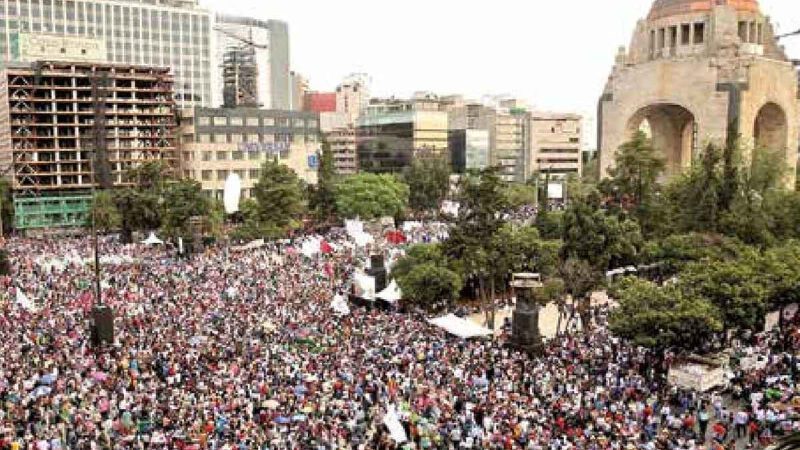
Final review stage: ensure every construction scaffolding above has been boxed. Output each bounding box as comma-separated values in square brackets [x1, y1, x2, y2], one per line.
[2, 60, 177, 229]
[222, 44, 259, 108]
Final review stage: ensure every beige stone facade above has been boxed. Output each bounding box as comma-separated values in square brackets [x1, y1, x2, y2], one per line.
[180, 141, 318, 199]
[599, 0, 799, 186]
[530, 113, 583, 178]
[178, 107, 320, 199]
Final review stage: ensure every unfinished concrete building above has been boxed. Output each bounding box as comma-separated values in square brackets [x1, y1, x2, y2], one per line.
[2, 61, 177, 229]
[598, 0, 799, 186]
[222, 44, 260, 108]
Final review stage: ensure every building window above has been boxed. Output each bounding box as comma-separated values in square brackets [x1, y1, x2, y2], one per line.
[249, 169, 260, 179]
[293, 118, 305, 128]
[215, 134, 228, 143]
[693, 23, 705, 44]
[738, 21, 748, 43]
[230, 116, 244, 126]
[232, 151, 244, 160]
[198, 116, 210, 126]
[681, 24, 691, 45]
[248, 151, 261, 160]
[216, 151, 228, 160]
[230, 134, 243, 144]
[198, 134, 210, 143]
[201, 170, 212, 181]
[263, 117, 275, 126]
[217, 170, 228, 180]
[213, 116, 227, 126]
[246, 117, 260, 127]
[202, 151, 212, 161]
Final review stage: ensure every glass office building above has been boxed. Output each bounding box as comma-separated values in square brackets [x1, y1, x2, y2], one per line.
[0, 0, 214, 107]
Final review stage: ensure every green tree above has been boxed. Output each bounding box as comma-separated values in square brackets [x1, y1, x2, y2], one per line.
[124, 160, 171, 192]
[444, 168, 508, 328]
[403, 157, 451, 213]
[678, 258, 767, 334]
[609, 277, 722, 354]
[391, 244, 447, 282]
[535, 211, 563, 240]
[489, 224, 559, 279]
[90, 190, 121, 232]
[309, 141, 338, 221]
[161, 179, 210, 239]
[666, 143, 725, 233]
[647, 232, 752, 277]
[0, 178, 14, 235]
[604, 131, 665, 205]
[561, 196, 643, 272]
[252, 158, 307, 230]
[396, 263, 462, 309]
[334, 173, 409, 219]
[114, 188, 162, 243]
[504, 183, 537, 210]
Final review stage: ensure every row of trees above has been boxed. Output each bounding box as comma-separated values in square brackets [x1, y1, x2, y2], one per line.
[91, 161, 218, 244]
[88, 142, 448, 242]
[597, 132, 800, 354]
[392, 131, 800, 350]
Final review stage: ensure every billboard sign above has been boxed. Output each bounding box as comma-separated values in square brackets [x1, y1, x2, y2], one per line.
[238, 142, 289, 154]
[16, 33, 106, 62]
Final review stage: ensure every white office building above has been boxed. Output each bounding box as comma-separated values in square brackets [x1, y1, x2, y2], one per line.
[0, 0, 214, 107]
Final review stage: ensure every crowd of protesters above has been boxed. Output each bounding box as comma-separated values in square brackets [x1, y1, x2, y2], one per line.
[0, 230, 799, 450]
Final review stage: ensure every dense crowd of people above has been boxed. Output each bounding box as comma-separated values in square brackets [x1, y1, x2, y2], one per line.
[1, 229, 799, 450]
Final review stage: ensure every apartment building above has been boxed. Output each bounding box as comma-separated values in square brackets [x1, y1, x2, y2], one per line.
[530, 113, 583, 178]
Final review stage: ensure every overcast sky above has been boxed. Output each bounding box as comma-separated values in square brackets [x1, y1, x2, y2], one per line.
[202, 0, 799, 148]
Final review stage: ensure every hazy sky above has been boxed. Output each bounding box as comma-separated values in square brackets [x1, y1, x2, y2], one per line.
[202, 0, 800, 147]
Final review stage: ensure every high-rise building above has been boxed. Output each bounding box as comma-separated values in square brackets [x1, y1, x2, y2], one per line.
[213, 15, 290, 110]
[0, 0, 214, 107]
[493, 106, 530, 183]
[530, 113, 583, 178]
[336, 73, 370, 125]
[2, 60, 177, 229]
[356, 97, 448, 173]
[449, 129, 490, 173]
[288, 71, 308, 111]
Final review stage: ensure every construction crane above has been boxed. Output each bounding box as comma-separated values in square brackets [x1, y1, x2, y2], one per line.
[213, 26, 268, 49]
[776, 28, 800, 41]
[215, 26, 266, 108]
[775, 27, 800, 66]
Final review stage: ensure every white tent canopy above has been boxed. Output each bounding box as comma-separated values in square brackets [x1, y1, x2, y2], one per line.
[353, 271, 376, 300]
[331, 294, 350, 316]
[376, 280, 402, 303]
[141, 232, 164, 246]
[428, 314, 493, 339]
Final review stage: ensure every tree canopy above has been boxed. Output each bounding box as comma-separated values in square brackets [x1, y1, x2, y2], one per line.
[334, 173, 409, 220]
[252, 158, 307, 230]
[403, 157, 451, 213]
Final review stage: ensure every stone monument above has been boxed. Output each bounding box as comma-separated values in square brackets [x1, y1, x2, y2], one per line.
[511, 273, 544, 354]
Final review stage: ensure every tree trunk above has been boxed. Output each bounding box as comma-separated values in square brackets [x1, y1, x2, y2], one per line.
[555, 304, 564, 337]
[479, 276, 489, 327]
[489, 277, 496, 331]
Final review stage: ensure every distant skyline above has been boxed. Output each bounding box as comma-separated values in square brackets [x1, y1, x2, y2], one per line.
[202, 0, 800, 148]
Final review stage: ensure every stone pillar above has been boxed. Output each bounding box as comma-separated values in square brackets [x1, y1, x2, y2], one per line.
[510, 273, 544, 355]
